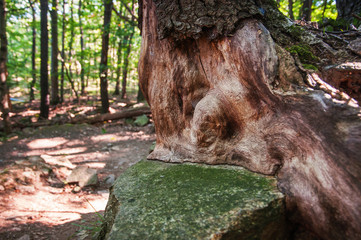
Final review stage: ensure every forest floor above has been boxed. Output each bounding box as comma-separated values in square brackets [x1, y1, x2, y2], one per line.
[0, 97, 155, 240]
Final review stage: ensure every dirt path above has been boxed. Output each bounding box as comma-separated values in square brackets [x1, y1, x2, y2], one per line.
[0, 122, 155, 240]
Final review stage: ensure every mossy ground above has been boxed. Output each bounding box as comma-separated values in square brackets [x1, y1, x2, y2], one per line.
[104, 160, 286, 240]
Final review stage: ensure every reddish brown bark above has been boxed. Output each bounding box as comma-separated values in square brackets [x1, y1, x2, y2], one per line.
[138, 0, 361, 239]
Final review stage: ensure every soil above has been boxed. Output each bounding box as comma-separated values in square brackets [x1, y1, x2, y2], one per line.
[0, 99, 156, 240]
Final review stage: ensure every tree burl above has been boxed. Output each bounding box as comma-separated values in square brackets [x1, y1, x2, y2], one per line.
[138, 0, 361, 239]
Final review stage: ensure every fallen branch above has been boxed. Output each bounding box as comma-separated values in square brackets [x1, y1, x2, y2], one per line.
[70, 107, 151, 124]
[5, 107, 152, 130]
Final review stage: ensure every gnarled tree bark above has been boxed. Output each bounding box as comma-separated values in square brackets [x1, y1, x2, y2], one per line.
[138, 0, 361, 239]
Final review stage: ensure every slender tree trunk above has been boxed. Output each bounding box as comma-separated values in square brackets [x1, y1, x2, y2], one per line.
[65, 65, 79, 99]
[93, 35, 98, 83]
[51, 0, 59, 105]
[321, 0, 327, 22]
[288, 0, 294, 20]
[300, 0, 313, 21]
[0, 0, 11, 134]
[78, 0, 85, 95]
[29, 0, 37, 102]
[85, 36, 90, 87]
[113, 39, 122, 95]
[121, 0, 135, 99]
[113, 6, 124, 96]
[68, 0, 75, 93]
[121, 28, 134, 99]
[99, 0, 113, 113]
[137, 84, 145, 102]
[40, 0, 49, 119]
[60, 0, 65, 103]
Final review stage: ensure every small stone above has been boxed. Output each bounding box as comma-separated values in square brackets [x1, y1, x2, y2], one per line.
[0, 185, 5, 191]
[73, 186, 81, 193]
[52, 166, 71, 180]
[348, 38, 361, 56]
[22, 127, 34, 134]
[134, 114, 149, 126]
[17, 185, 35, 194]
[97, 190, 109, 195]
[41, 154, 75, 168]
[66, 166, 98, 187]
[40, 167, 52, 176]
[49, 188, 63, 194]
[17, 234, 30, 240]
[111, 145, 121, 151]
[15, 160, 28, 165]
[27, 155, 45, 163]
[105, 174, 115, 185]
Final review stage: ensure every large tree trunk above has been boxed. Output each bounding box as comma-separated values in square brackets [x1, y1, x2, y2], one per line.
[99, 0, 112, 113]
[40, 0, 49, 119]
[138, 0, 361, 239]
[51, 0, 59, 105]
[29, 0, 37, 102]
[0, 0, 11, 134]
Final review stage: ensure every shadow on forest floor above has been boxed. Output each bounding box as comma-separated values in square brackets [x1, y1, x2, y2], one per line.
[0, 99, 155, 239]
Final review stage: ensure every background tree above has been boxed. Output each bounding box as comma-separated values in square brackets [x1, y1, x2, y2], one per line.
[0, 0, 11, 134]
[60, 0, 65, 103]
[78, 0, 85, 95]
[40, 0, 49, 119]
[300, 0, 313, 20]
[29, 0, 37, 102]
[121, 0, 136, 99]
[51, 0, 59, 105]
[336, 0, 361, 24]
[99, 0, 113, 113]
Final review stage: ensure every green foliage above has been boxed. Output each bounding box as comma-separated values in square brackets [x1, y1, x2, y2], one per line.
[5, 0, 141, 100]
[277, 0, 337, 22]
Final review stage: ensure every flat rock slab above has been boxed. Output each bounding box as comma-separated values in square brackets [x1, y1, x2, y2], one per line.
[99, 160, 288, 240]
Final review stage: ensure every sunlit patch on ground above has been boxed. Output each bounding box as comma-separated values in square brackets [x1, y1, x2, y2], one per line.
[0, 123, 156, 239]
[27, 137, 68, 149]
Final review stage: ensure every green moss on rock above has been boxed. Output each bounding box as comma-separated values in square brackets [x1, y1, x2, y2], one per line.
[286, 44, 319, 64]
[302, 63, 318, 71]
[99, 160, 289, 240]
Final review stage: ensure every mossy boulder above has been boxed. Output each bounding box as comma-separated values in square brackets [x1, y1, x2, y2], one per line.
[98, 160, 289, 240]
